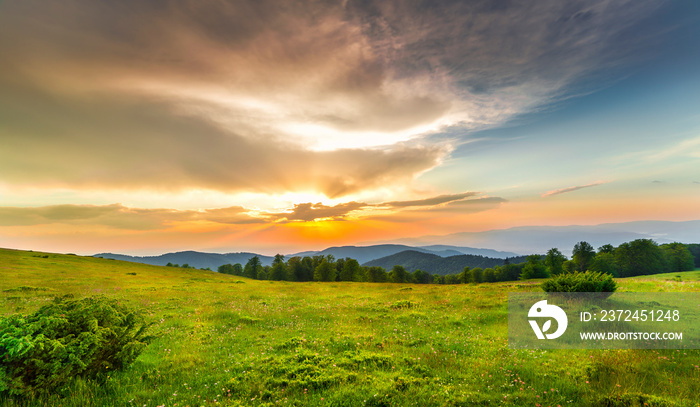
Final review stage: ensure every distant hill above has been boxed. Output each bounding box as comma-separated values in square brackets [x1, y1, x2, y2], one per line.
[93, 251, 275, 269]
[94, 244, 520, 272]
[363, 250, 529, 275]
[416, 245, 518, 259]
[290, 244, 518, 264]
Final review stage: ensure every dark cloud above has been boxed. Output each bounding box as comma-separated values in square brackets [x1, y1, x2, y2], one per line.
[351, 0, 661, 87]
[272, 202, 368, 222]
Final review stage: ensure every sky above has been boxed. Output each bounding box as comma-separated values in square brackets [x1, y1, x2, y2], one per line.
[1, 0, 699, 255]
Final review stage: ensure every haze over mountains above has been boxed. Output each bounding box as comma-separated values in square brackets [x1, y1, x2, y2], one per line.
[387, 220, 700, 256]
[94, 220, 700, 271]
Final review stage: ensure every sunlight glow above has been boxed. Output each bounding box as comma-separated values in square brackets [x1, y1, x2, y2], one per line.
[282, 119, 454, 151]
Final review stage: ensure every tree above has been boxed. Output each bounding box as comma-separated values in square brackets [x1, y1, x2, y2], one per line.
[459, 267, 472, 284]
[366, 266, 387, 283]
[300, 257, 315, 281]
[572, 241, 596, 271]
[218, 264, 236, 275]
[598, 244, 615, 254]
[270, 259, 288, 281]
[389, 265, 408, 283]
[413, 269, 431, 284]
[339, 258, 361, 281]
[244, 256, 263, 279]
[335, 257, 346, 281]
[232, 263, 243, 276]
[432, 274, 445, 284]
[614, 239, 666, 277]
[272, 253, 285, 266]
[498, 263, 523, 281]
[258, 265, 271, 280]
[661, 243, 695, 273]
[445, 274, 460, 284]
[563, 260, 577, 274]
[544, 248, 567, 275]
[589, 252, 619, 276]
[286, 256, 302, 281]
[313, 258, 336, 282]
[520, 255, 548, 280]
[686, 244, 700, 268]
[470, 267, 483, 283]
[483, 268, 496, 282]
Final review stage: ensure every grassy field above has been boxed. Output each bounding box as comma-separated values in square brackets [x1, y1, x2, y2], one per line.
[1, 248, 699, 406]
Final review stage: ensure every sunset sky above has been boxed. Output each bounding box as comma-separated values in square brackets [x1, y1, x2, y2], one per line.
[1, 0, 699, 255]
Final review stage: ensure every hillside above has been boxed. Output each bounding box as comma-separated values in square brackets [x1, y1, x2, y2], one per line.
[93, 250, 275, 269]
[1, 247, 698, 407]
[291, 244, 517, 263]
[416, 245, 518, 258]
[363, 250, 529, 275]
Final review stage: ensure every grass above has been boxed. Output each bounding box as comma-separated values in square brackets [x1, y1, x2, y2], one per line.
[1, 248, 699, 406]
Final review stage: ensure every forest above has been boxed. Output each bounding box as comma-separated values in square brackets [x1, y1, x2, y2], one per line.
[206, 239, 698, 284]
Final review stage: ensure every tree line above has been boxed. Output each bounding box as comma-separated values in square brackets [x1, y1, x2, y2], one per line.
[216, 239, 697, 284]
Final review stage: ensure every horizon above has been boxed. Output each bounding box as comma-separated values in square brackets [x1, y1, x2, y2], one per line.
[8, 218, 698, 258]
[1, 1, 700, 255]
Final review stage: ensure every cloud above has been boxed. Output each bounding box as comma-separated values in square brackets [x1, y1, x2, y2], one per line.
[0, 204, 266, 230]
[0, 88, 448, 197]
[271, 202, 368, 222]
[402, 196, 507, 215]
[0, 191, 502, 228]
[346, 0, 663, 124]
[384, 192, 479, 207]
[542, 181, 608, 197]
[442, 196, 507, 210]
[0, 0, 664, 199]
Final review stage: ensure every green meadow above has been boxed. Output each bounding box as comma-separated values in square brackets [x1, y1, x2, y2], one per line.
[1, 248, 699, 407]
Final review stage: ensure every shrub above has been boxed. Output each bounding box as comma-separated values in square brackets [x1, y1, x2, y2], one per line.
[0, 295, 152, 397]
[390, 300, 418, 310]
[541, 271, 617, 298]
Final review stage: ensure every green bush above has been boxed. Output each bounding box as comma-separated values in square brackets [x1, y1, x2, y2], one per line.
[541, 271, 617, 298]
[0, 295, 152, 397]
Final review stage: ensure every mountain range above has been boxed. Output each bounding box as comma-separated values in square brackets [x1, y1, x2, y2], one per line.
[94, 244, 518, 270]
[363, 250, 529, 275]
[93, 251, 277, 270]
